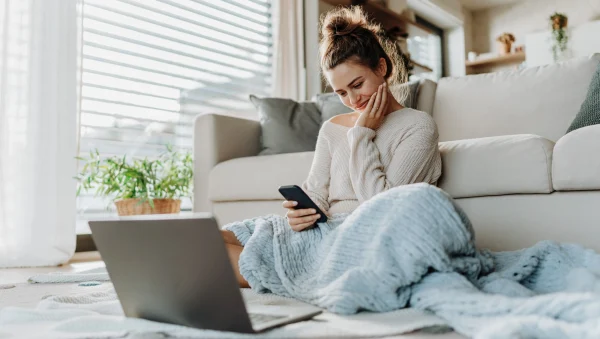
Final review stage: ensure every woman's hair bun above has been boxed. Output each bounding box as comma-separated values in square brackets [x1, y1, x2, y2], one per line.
[321, 6, 369, 38]
[319, 6, 407, 86]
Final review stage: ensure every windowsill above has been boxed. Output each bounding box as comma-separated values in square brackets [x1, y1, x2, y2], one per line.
[76, 209, 195, 235]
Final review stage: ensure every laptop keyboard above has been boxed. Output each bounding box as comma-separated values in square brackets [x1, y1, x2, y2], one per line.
[249, 312, 287, 325]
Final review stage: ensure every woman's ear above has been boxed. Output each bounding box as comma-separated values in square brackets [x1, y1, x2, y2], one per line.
[376, 57, 387, 77]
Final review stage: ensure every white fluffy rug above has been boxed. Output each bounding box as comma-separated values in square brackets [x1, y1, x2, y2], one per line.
[0, 281, 451, 339]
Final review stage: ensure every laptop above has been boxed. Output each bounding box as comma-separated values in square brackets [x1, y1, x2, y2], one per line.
[89, 214, 322, 333]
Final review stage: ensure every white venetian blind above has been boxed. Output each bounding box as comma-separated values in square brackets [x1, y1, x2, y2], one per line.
[407, 24, 442, 81]
[77, 0, 273, 226]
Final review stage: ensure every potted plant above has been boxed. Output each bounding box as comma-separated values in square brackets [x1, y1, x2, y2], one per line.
[496, 33, 516, 55]
[76, 146, 193, 216]
[550, 12, 569, 62]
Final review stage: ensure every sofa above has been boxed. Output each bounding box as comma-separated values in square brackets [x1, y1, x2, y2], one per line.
[193, 54, 600, 253]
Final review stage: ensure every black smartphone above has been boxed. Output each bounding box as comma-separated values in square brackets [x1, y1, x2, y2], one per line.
[278, 185, 328, 223]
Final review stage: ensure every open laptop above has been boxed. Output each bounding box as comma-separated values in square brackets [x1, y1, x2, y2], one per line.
[89, 214, 322, 333]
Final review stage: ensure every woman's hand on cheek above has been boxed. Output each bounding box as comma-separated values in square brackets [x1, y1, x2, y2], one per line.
[355, 82, 388, 130]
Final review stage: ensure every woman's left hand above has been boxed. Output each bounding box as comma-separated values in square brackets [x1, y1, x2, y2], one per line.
[355, 82, 388, 130]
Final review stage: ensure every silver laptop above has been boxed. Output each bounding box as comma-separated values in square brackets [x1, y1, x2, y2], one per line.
[89, 214, 322, 333]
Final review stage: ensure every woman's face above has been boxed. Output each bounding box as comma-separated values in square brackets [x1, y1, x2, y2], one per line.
[325, 59, 387, 112]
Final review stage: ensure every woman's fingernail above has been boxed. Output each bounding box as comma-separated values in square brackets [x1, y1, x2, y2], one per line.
[293, 201, 298, 206]
[311, 209, 316, 213]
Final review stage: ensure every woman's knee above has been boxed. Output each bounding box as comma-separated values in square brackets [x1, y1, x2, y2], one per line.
[221, 230, 242, 246]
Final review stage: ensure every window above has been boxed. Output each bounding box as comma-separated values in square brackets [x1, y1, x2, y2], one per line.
[77, 0, 273, 233]
[406, 18, 443, 81]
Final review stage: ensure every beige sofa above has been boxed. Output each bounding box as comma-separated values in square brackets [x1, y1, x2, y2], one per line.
[194, 54, 600, 253]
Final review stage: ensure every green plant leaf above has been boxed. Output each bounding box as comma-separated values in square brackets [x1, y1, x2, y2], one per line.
[74, 145, 193, 203]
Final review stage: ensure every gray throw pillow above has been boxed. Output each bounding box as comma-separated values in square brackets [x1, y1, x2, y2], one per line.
[314, 92, 354, 122]
[249, 95, 322, 156]
[314, 80, 421, 122]
[566, 63, 600, 133]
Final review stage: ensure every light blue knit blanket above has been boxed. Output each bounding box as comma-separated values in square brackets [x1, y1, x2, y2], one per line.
[224, 183, 600, 338]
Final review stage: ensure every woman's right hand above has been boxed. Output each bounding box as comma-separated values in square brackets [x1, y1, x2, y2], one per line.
[282, 200, 322, 232]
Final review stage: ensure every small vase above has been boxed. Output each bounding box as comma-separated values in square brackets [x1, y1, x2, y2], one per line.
[497, 41, 512, 55]
[114, 198, 181, 216]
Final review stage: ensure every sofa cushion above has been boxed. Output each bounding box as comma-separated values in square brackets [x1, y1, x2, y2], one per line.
[433, 54, 600, 142]
[438, 135, 554, 198]
[209, 151, 314, 201]
[553, 125, 600, 191]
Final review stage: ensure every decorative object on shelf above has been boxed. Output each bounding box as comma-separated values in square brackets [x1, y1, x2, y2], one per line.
[496, 32, 516, 55]
[468, 51, 478, 62]
[550, 12, 569, 62]
[75, 145, 193, 216]
[515, 45, 525, 53]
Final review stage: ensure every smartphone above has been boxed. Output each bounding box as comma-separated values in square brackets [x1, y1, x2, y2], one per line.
[278, 185, 328, 223]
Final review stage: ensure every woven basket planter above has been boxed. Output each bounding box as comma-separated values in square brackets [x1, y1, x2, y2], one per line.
[114, 198, 181, 216]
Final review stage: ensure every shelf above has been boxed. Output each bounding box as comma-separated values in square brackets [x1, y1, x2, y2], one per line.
[320, 0, 434, 34]
[465, 52, 526, 67]
[411, 60, 433, 73]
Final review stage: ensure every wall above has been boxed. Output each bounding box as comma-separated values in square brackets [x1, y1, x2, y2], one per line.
[471, 0, 600, 54]
[444, 27, 467, 76]
[304, 0, 322, 100]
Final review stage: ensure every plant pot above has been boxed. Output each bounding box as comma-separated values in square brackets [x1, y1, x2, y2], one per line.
[497, 41, 512, 55]
[552, 17, 568, 30]
[114, 198, 181, 216]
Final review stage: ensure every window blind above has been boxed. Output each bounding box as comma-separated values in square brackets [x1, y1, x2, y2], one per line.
[77, 0, 273, 226]
[406, 24, 442, 81]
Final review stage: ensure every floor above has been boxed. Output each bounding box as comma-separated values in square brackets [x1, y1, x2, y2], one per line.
[0, 252, 465, 338]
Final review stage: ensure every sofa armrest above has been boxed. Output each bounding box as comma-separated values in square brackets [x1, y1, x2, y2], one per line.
[552, 124, 600, 191]
[193, 113, 261, 212]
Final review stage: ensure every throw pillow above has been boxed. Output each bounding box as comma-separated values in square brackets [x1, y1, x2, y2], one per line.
[314, 92, 353, 122]
[249, 95, 322, 156]
[566, 63, 600, 133]
[314, 80, 422, 122]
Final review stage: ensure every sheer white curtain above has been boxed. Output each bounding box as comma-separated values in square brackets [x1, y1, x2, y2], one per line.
[271, 0, 305, 101]
[0, 0, 79, 267]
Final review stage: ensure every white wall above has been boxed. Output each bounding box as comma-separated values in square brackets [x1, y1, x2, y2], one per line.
[444, 27, 467, 76]
[471, 0, 600, 54]
[526, 20, 600, 66]
[304, 0, 322, 100]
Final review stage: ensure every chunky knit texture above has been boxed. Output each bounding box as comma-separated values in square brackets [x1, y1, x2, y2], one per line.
[566, 62, 600, 133]
[224, 183, 600, 338]
[302, 108, 441, 215]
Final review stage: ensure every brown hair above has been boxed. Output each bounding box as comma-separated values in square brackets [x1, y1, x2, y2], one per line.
[319, 6, 406, 85]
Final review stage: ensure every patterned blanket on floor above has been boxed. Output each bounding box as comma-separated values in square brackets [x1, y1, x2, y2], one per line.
[224, 183, 600, 338]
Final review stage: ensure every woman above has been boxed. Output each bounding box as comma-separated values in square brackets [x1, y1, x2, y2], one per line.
[222, 6, 442, 288]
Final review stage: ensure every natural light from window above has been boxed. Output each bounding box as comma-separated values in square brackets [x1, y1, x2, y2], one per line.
[77, 0, 273, 233]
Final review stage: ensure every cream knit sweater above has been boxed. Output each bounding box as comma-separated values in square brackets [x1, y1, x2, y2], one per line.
[302, 108, 442, 215]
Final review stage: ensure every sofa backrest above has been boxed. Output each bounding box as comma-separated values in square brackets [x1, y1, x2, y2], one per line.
[432, 54, 600, 142]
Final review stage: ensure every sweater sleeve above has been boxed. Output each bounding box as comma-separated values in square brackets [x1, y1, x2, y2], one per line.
[301, 125, 332, 212]
[347, 122, 441, 203]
